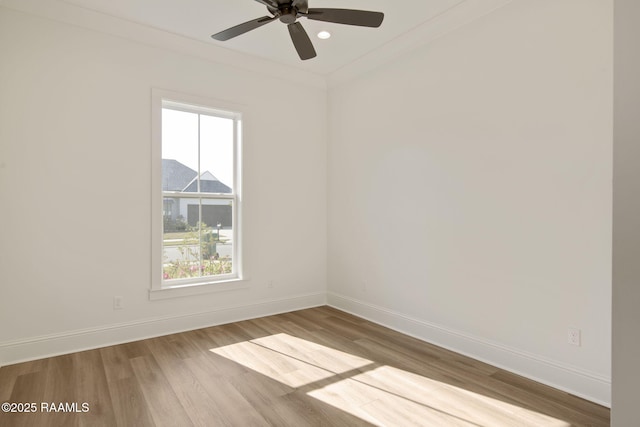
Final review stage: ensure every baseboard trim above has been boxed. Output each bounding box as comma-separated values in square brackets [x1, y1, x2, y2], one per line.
[327, 292, 611, 407]
[0, 292, 326, 367]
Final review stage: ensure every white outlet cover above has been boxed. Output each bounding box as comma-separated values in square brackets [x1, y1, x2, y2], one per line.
[567, 328, 581, 346]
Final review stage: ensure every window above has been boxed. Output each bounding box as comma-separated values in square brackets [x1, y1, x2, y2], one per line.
[152, 90, 242, 296]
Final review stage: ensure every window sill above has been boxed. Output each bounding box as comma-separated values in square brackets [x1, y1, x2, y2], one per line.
[149, 278, 250, 300]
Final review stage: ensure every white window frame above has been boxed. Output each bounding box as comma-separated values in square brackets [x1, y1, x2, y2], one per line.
[150, 89, 244, 300]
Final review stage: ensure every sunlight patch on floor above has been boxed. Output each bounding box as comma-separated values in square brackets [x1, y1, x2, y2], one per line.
[210, 333, 372, 388]
[310, 365, 571, 426]
[210, 333, 571, 426]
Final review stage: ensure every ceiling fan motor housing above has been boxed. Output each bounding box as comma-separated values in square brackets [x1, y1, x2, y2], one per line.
[277, 6, 298, 24]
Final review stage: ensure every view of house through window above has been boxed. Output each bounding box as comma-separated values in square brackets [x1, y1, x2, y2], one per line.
[160, 101, 240, 285]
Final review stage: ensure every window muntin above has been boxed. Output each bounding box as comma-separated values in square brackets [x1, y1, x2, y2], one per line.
[156, 97, 241, 289]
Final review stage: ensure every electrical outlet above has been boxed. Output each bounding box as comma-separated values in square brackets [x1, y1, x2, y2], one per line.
[113, 296, 124, 310]
[267, 280, 274, 289]
[567, 328, 581, 346]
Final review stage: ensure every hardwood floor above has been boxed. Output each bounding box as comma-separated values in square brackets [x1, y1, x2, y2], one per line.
[0, 306, 609, 426]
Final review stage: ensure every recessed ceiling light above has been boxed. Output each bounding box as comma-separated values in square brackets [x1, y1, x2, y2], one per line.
[317, 31, 331, 40]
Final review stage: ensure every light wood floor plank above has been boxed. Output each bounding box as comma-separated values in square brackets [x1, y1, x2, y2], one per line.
[1, 370, 49, 427]
[107, 377, 155, 427]
[182, 353, 271, 426]
[71, 349, 117, 427]
[129, 354, 194, 427]
[144, 336, 233, 427]
[0, 306, 609, 426]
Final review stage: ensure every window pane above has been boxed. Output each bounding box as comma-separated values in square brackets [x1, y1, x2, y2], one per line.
[163, 197, 202, 280]
[200, 114, 234, 193]
[162, 109, 199, 191]
[162, 197, 233, 281]
[201, 198, 234, 277]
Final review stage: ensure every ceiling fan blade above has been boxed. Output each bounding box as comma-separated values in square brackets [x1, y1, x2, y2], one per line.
[253, 0, 279, 8]
[306, 8, 384, 28]
[287, 22, 316, 60]
[211, 16, 277, 41]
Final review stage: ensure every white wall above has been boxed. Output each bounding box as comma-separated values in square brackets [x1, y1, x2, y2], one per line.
[612, 0, 640, 424]
[327, 0, 612, 404]
[0, 0, 615, 409]
[0, 6, 327, 363]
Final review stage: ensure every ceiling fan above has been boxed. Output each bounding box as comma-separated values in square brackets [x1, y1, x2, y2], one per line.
[211, 0, 384, 60]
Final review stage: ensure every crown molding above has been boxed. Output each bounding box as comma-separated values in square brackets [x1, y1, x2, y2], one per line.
[2, 0, 515, 91]
[327, 0, 514, 89]
[1, 0, 327, 90]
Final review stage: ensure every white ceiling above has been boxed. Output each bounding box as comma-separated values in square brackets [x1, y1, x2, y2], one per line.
[53, 0, 510, 76]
